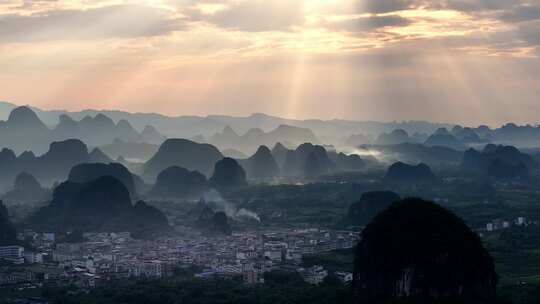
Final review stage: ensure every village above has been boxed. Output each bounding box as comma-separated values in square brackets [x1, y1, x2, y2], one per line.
[0, 227, 358, 289]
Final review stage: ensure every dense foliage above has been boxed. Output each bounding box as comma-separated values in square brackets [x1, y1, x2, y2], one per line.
[355, 198, 497, 303]
[41, 273, 352, 304]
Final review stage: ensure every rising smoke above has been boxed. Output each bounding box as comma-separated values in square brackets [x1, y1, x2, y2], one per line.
[203, 189, 261, 222]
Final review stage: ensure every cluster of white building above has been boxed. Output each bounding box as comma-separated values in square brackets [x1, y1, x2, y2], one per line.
[485, 216, 528, 232]
[1, 228, 358, 288]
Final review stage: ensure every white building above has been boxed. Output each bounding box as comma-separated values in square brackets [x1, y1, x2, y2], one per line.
[264, 250, 282, 262]
[23, 251, 43, 264]
[335, 272, 353, 284]
[0, 245, 24, 264]
[42, 233, 55, 242]
[298, 265, 328, 285]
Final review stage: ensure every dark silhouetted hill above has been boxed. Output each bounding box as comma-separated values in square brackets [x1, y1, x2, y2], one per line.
[31, 139, 92, 186]
[354, 198, 497, 303]
[88, 148, 113, 163]
[0, 107, 165, 155]
[3, 172, 50, 204]
[211, 211, 232, 235]
[192, 201, 232, 235]
[68, 163, 137, 197]
[347, 191, 400, 226]
[282, 143, 336, 177]
[0, 139, 103, 190]
[328, 151, 365, 171]
[0, 201, 17, 246]
[209, 124, 319, 155]
[239, 146, 280, 181]
[141, 125, 166, 144]
[488, 159, 529, 181]
[100, 140, 159, 163]
[222, 148, 248, 159]
[424, 132, 466, 150]
[452, 126, 487, 144]
[31, 176, 168, 236]
[369, 143, 463, 168]
[0, 106, 50, 153]
[344, 133, 373, 146]
[384, 162, 440, 185]
[209, 158, 247, 191]
[143, 139, 223, 181]
[52, 113, 151, 147]
[462, 144, 535, 181]
[271, 142, 290, 169]
[148, 166, 208, 200]
[463, 144, 535, 169]
[376, 129, 412, 145]
[130, 201, 170, 238]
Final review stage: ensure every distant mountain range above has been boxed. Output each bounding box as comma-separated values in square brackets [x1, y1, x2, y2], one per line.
[2, 101, 540, 158]
[0, 104, 166, 154]
[204, 125, 320, 155]
[0, 101, 454, 147]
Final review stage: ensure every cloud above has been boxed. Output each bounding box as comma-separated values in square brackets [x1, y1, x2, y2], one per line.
[355, 0, 418, 13]
[353, 0, 525, 14]
[323, 15, 412, 33]
[0, 4, 186, 42]
[499, 3, 540, 22]
[190, 0, 305, 32]
[517, 20, 540, 45]
[444, 0, 521, 12]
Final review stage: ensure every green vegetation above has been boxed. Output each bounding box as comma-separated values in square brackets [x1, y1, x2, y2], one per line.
[40, 273, 353, 304]
[302, 249, 354, 273]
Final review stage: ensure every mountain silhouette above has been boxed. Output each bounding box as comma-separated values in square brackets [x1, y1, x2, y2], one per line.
[376, 129, 412, 145]
[488, 158, 530, 181]
[68, 163, 137, 197]
[452, 126, 486, 143]
[462, 144, 535, 181]
[271, 142, 290, 169]
[0, 107, 165, 153]
[88, 148, 113, 163]
[115, 119, 140, 142]
[366, 143, 463, 169]
[424, 132, 466, 150]
[141, 125, 166, 144]
[344, 133, 373, 146]
[347, 191, 400, 226]
[239, 146, 280, 181]
[328, 151, 365, 171]
[354, 198, 497, 303]
[209, 124, 319, 155]
[0, 139, 118, 191]
[209, 157, 247, 191]
[282, 143, 336, 177]
[99, 141, 159, 163]
[0, 106, 50, 153]
[35, 139, 91, 183]
[148, 166, 208, 200]
[144, 139, 223, 181]
[384, 162, 440, 185]
[129, 201, 170, 238]
[31, 176, 168, 236]
[7, 106, 48, 131]
[222, 148, 248, 159]
[3, 172, 50, 204]
[194, 202, 232, 236]
[0, 201, 17, 246]
[53, 113, 153, 147]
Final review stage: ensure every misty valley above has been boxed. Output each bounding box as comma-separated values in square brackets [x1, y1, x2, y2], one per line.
[0, 104, 539, 304]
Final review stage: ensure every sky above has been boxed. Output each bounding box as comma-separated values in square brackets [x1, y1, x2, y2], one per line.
[0, 0, 539, 126]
